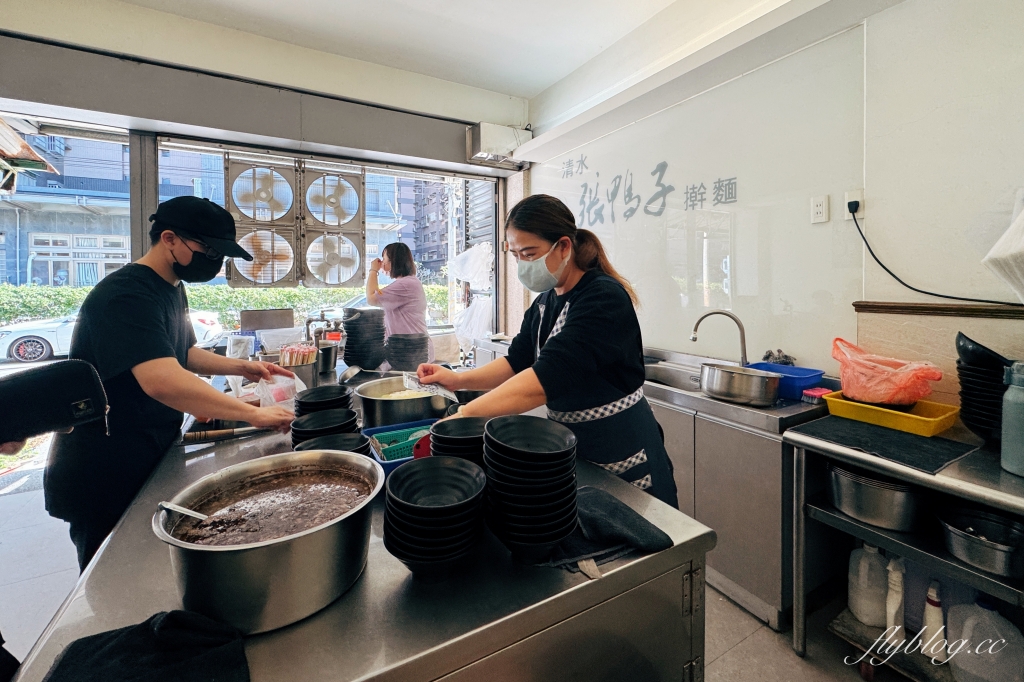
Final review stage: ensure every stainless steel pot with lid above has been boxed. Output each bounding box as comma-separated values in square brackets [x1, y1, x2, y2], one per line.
[152, 450, 384, 633]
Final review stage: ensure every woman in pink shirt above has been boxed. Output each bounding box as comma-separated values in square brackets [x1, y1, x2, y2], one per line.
[367, 242, 432, 367]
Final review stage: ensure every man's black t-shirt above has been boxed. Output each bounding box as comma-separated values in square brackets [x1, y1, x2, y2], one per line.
[45, 264, 197, 522]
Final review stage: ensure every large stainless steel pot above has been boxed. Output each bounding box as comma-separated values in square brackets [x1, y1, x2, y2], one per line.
[828, 464, 921, 532]
[699, 363, 781, 407]
[152, 450, 384, 634]
[356, 375, 452, 428]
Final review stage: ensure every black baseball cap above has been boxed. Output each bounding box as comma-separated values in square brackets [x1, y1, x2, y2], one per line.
[149, 196, 253, 261]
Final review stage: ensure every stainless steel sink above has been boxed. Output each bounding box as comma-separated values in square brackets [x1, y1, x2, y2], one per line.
[643, 349, 738, 393]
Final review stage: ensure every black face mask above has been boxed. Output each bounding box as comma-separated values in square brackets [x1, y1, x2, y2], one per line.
[173, 241, 224, 283]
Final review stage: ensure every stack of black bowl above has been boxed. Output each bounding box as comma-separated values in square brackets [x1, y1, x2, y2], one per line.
[294, 385, 353, 418]
[342, 308, 386, 370]
[483, 416, 579, 561]
[383, 457, 486, 579]
[294, 432, 372, 456]
[291, 408, 358, 449]
[956, 332, 1013, 442]
[429, 418, 488, 465]
[385, 333, 431, 371]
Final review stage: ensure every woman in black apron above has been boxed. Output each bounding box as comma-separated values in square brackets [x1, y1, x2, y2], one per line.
[418, 194, 677, 507]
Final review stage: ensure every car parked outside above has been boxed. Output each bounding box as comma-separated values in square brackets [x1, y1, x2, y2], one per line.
[0, 311, 224, 362]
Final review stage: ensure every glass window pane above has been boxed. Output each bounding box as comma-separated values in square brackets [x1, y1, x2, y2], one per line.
[2, 129, 130, 292]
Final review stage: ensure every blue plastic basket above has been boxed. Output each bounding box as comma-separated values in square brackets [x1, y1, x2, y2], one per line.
[362, 418, 438, 477]
[746, 362, 824, 401]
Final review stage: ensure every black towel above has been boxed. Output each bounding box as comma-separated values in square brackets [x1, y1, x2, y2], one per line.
[538, 487, 673, 572]
[42, 611, 248, 682]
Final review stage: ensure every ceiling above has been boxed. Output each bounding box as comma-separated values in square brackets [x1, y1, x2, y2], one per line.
[118, 0, 677, 99]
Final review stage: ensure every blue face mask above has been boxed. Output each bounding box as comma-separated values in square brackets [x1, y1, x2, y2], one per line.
[517, 241, 570, 293]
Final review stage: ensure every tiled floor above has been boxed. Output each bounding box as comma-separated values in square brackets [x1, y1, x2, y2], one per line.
[0, 459, 79, 661]
[704, 586, 905, 682]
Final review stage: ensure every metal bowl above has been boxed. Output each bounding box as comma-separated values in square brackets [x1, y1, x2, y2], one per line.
[940, 507, 1024, 578]
[355, 375, 452, 428]
[152, 450, 384, 633]
[828, 464, 922, 532]
[700, 364, 781, 407]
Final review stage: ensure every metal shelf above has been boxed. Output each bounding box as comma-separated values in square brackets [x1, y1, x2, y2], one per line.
[806, 497, 1024, 607]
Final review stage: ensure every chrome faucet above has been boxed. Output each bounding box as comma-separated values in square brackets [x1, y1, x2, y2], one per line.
[690, 310, 748, 367]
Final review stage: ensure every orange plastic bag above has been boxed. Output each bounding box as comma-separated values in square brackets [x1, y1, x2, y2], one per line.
[832, 338, 943, 405]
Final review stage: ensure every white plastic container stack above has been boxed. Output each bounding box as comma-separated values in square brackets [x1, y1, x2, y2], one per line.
[849, 544, 888, 627]
[947, 598, 1024, 682]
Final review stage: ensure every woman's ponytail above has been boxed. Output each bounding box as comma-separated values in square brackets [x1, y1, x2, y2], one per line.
[573, 229, 638, 306]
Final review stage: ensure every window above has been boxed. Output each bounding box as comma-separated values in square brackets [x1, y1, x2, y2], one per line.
[161, 149, 171, 157]
[4, 127, 130, 286]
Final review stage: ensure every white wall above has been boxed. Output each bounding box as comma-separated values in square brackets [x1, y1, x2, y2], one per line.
[864, 0, 1024, 303]
[0, 0, 527, 128]
[529, 0, 1024, 372]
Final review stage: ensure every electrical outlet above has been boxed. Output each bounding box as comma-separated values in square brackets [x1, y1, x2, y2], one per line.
[844, 190, 864, 220]
[810, 196, 830, 224]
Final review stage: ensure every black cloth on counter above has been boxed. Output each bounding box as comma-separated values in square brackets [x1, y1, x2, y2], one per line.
[45, 264, 196, 566]
[788, 415, 979, 474]
[42, 611, 248, 682]
[538, 487, 673, 572]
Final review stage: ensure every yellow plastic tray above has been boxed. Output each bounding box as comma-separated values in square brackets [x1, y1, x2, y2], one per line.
[822, 391, 960, 437]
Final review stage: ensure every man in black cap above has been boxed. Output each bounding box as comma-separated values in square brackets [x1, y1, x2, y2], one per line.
[45, 196, 295, 571]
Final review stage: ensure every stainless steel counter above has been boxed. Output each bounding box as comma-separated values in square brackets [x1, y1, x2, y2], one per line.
[644, 382, 826, 434]
[15, 434, 716, 682]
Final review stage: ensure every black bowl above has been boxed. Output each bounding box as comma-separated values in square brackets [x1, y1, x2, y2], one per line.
[430, 417, 489, 443]
[958, 376, 1007, 393]
[484, 458, 577, 487]
[383, 515, 481, 549]
[386, 457, 486, 516]
[486, 470, 576, 497]
[959, 406, 1003, 423]
[296, 384, 352, 404]
[484, 416, 577, 459]
[488, 496, 578, 525]
[488, 491, 579, 517]
[495, 513, 579, 543]
[490, 511, 578, 540]
[483, 448, 575, 478]
[488, 479, 577, 506]
[383, 537, 476, 580]
[294, 433, 370, 453]
[956, 332, 1013, 370]
[497, 520, 579, 563]
[292, 408, 358, 432]
[430, 448, 483, 465]
[384, 496, 482, 531]
[956, 360, 1006, 378]
[383, 531, 477, 562]
[430, 438, 484, 453]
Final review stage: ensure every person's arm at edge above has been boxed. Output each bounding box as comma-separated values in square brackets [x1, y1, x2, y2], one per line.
[366, 259, 383, 306]
[457, 367, 546, 418]
[133, 357, 292, 429]
[417, 357, 515, 391]
[186, 347, 295, 382]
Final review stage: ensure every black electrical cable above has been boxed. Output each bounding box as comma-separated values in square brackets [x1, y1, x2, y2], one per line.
[847, 200, 1024, 307]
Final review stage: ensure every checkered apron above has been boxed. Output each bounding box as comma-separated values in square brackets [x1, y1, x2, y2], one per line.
[535, 301, 676, 504]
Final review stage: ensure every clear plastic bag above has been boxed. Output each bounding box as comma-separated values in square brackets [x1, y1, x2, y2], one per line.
[832, 337, 943, 405]
[982, 205, 1024, 304]
[453, 296, 493, 353]
[254, 374, 307, 412]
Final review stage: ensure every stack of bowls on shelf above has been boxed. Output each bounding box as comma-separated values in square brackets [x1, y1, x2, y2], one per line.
[383, 457, 487, 579]
[294, 432, 372, 456]
[291, 408, 358, 449]
[294, 385, 353, 418]
[483, 416, 579, 561]
[342, 308, 386, 370]
[955, 332, 1013, 442]
[429, 418, 488, 465]
[385, 333, 431, 371]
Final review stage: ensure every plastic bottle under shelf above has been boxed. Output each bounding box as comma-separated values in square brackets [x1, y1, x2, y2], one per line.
[922, 581, 947, 662]
[947, 596, 1024, 682]
[849, 544, 888, 627]
[886, 557, 905, 632]
[1002, 362, 1024, 477]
